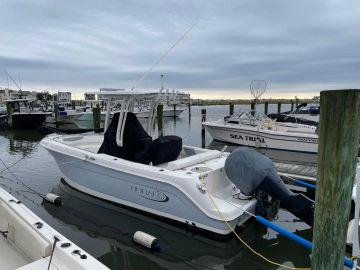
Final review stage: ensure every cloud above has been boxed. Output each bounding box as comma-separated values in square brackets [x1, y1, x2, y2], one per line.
[0, 0, 359, 98]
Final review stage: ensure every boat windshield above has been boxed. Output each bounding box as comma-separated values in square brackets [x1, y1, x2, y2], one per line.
[225, 110, 269, 125]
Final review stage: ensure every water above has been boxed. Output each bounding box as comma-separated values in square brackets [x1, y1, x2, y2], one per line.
[0, 105, 314, 270]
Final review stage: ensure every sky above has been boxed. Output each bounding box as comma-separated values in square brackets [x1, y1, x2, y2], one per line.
[0, 0, 359, 99]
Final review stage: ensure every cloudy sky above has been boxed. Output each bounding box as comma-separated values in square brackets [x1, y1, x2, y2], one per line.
[0, 0, 359, 99]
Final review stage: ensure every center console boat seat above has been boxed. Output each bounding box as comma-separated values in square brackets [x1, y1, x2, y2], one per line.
[149, 135, 182, 165]
[98, 112, 182, 165]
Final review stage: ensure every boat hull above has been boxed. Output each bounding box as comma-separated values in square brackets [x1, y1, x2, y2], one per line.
[11, 113, 46, 129]
[204, 124, 319, 153]
[47, 149, 251, 235]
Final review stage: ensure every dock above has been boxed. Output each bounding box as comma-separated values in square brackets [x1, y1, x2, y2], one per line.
[275, 162, 317, 182]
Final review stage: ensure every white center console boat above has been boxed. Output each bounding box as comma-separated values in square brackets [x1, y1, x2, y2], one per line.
[41, 90, 258, 235]
[203, 111, 321, 153]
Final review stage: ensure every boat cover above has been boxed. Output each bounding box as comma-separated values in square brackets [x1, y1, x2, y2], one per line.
[225, 147, 314, 225]
[149, 135, 182, 165]
[98, 112, 182, 165]
[98, 112, 152, 163]
[225, 147, 275, 196]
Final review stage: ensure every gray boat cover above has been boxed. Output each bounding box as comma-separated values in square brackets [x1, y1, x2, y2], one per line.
[224, 147, 275, 196]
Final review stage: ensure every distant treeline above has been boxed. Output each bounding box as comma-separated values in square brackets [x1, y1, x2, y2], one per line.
[191, 98, 314, 106]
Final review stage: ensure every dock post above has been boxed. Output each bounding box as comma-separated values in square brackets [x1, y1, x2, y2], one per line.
[264, 101, 269, 115]
[201, 108, 207, 148]
[250, 101, 255, 116]
[290, 100, 294, 111]
[311, 90, 360, 270]
[173, 104, 177, 119]
[250, 101, 255, 111]
[188, 103, 191, 118]
[71, 101, 76, 110]
[54, 103, 59, 128]
[6, 102, 13, 129]
[295, 97, 299, 108]
[229, 103, 234, 115]
[277, 102, 281, 114]
[92, 104, 101, 133]
[157, 103, 164, 136]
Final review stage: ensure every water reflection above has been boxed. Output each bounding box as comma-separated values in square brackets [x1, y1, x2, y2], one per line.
[0, 129, 44, 156]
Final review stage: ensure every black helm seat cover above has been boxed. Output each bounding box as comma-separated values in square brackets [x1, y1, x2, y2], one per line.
[224, 147, 275, 196]
[149, 135, 182, 166]
[98, 112, 152, 163]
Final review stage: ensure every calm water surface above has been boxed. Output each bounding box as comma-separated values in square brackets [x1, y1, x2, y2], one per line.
[0, 105, 314, 270]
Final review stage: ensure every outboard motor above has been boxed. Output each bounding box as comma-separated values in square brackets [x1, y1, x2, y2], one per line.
[225, 147, 314, 226]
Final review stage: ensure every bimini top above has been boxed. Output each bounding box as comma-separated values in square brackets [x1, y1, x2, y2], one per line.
[97, 89, 160, 100]
[99, 88, 165, 147]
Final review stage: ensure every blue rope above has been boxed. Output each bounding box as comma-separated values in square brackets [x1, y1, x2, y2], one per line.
[294, 179, 316, 190]
[255, 216, 354, 268]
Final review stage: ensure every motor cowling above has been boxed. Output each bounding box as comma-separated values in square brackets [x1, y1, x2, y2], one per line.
[225, 147, 314, 226]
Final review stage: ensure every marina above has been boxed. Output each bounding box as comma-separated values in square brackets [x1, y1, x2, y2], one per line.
[0, 104, 317, 269]
[0, 94, 359, 269]
[1, 1, 359, 269]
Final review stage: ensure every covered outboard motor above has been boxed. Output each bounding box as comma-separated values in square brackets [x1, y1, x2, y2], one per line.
[225, 147, 314, 226]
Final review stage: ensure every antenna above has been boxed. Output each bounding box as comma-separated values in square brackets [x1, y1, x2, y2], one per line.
[4, 69, 21, 90]
[18, 74, 22, 91]
[131, 22, 197, 91]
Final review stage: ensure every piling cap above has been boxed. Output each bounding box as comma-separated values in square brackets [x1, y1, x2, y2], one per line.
[225, 147, 275, 196]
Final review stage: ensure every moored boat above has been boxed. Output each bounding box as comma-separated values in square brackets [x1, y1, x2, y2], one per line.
[2, 100, 47, 129]
[203, 111, 320, 153]
[41, 90, 259, 235]
[42, 90, 316, 235]
[0, 186, 109, 270]
[268, 102, 320, 126]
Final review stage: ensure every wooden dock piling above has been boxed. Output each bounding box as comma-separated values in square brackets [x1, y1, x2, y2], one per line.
[71, 101, 76, 110]
[201, 108, 207, 148]
[54, 103, 59, 128]
[6, 102, 13, 129]
[290, 100, 294, 111]
[157, 103, 164, 136]
[92, 104, 101, 133]
[277, 102, 281, 114]
[173, 104, 177, 119]
[188, 103, 191, 118]
[311, 90, 360, 270]
[250, 101, 255, 111]
[250, 101, 255, 116]
[295, 97, 299, 108]
[264, 101, 269, 115]
[229, 103, 234, 115]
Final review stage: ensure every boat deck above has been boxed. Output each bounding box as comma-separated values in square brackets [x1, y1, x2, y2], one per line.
[275, 162, 317, 181]
[0, 236, 29, 270]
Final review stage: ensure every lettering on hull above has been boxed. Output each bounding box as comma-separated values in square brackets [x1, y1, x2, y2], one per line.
[131, 185, 169, 202]
[297, 137, 318, 143]
[230, 134, 265, 143]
